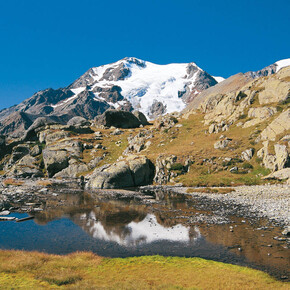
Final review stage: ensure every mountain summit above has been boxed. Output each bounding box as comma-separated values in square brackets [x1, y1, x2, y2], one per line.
[68, 57, 217, 118]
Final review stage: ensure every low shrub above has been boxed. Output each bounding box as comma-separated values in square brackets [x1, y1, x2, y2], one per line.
[242, 162, 253, 169]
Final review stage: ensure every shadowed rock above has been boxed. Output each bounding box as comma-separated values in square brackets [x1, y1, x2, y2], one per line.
[95, 110, 143, 129]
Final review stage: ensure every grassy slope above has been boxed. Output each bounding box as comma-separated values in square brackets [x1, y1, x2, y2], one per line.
[1, 98, 288, 186]
[69, 105, 289, 186]
[0, 251, 288, 289]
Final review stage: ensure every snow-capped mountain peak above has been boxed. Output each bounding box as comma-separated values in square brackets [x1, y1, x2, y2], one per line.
[69, 58, 217, 119]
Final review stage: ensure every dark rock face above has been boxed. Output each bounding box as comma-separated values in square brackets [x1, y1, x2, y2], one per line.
[95, 110, 143, 128]
[22, 88, 74, 113]
[69, 68, 96, 89]
[0, 112, 33, 137]
[0, 136, 6, 158]
[53, 91, 111, 120]
[100, 63, 131, 81]
[93, 85, 123, 103]
[182, 70, 218, 104]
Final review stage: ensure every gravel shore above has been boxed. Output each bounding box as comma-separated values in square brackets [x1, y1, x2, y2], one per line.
[176, 184, 290, 227]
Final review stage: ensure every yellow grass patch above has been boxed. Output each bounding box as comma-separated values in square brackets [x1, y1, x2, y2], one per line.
[0, 251, 288, 289]
[37, 180, 53, 186]
[2, 178, 24, 186]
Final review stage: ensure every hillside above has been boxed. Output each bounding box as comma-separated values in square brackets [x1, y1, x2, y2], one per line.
[0, 63, 289, 186]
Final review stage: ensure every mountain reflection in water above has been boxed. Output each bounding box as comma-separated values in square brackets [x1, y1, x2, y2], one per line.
[1, 189, 289, 281]
[82, 212, 198, 246]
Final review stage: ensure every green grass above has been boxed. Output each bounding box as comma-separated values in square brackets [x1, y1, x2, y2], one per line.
[0, 251, 288, 289]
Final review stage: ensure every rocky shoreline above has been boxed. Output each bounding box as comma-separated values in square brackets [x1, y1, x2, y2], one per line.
[178, 184, 290, 228]
[1, 177, 289, 229]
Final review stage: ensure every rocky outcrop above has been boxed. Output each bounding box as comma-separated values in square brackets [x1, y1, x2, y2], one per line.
[123, 130, 153, 155]
[67, 116, 90, 127]
[214, 139, 231, 150]
[154, 113, 180, 131]
[6, 145, 30, 168]
[274, 144, 289, 170]
[243, 107, 277, 128]
[241, 148, 254, 161]
[257, 141, 289, 171]
[95, 110, 144, 129]
[260, 109, 290, 141]
[30, 145, 42, 157]
[258, 77, 289, 105]
[54, 159, 88, 178]
[6, 155, 43, 178]
[263, 168, 290, 181]
[45, 139, 83, 157]
[86, 155, 154, 189]
[185, 66, 289, 136]
[44, 131, 71, 145]
[23, 117, 57, 141]
[153, 155, 191, 184]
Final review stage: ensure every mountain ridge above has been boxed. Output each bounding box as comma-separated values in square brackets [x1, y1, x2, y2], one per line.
[0, 57, 289, 137]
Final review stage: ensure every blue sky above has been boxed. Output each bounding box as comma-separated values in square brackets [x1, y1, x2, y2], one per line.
[0, 0, 289, 110]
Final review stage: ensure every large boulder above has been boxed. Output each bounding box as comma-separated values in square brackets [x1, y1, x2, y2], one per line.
[54, 159, 88, 178]
[66, 116, 93, 134]
[42, 149, 69, 177]
[67, 116, 90, 127]
[258, 78, 290, 105]
[95, 110, 142, 129]
[241, 148, 254, 161]
[86, 155, 154, 189]
[243, 107, 277, 128]
[214, 139, 231, 149]
[45, 139, 83, 157]
[257, 141, 289, 171]
[44, 131, 71, 145]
